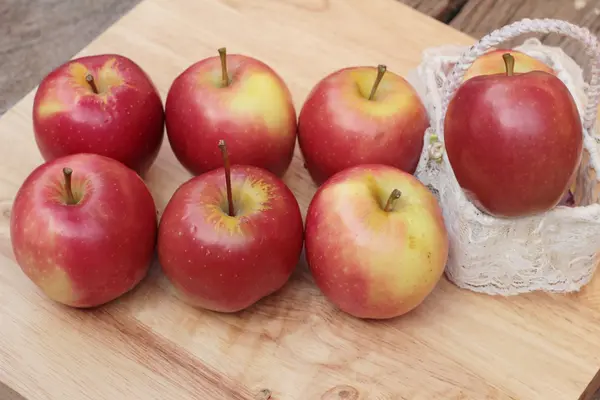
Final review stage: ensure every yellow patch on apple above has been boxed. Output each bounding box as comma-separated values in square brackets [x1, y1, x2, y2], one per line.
[345, 67, 420, 118]
[37, 58, 126, 119]
[17, 248, 77, 306]
[37, 96, 67, 119]
[229, 72, 294, 135]
[323, 173, 447, 304]
[207, 176, 274, 236]
[234, 176, 274, 213]
[96, 58, 126, 92]
[35, 266, 77, 306]
[69, 58, 125, 98]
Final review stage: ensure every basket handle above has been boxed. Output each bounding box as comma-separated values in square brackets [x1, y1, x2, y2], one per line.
[441, 18, 600, 132]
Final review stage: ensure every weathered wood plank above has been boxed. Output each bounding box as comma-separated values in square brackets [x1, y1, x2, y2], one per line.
[450, 0, 600, 65]
[0, 0, 141, 116]
[398, 0, 469, 21]
[0, 383, 25, 400]
[578, 367, 600, 400]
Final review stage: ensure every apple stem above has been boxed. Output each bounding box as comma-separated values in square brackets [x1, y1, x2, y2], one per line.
[368, 64, 387, 101]
[218, 47, 229, 87]
[218, 140, 235, 217]
[62, 167, 77, 205]
[384, 189, 402, 212]
[502, 53, 515, 77]
[85, 73, 99, 94]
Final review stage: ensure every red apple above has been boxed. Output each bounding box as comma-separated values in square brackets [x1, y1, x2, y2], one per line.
[305, 164, 449, 320]
[157, 140, 303, 312]
[10, 153, 158, 308]
[165, 48, 297, 177]
[297, 64, 429, 186]
[462, 48, 554, 82]
[444, 53, 583, 218]
[32, 54, 165, 176]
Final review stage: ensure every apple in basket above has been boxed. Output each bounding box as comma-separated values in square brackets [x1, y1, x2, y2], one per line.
[444, 52, 583, 218]
[297, 64, 429, 186]
[304, 164, 449, 320]
[459, 48, 576, 208]
[462, 48, 555, 81]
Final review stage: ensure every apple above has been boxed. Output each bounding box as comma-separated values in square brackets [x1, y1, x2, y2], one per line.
[32, 54, 165, 176]
[10, 153, 158, 308]
[297, 64, 429, 186]
[444, 53, 583, 218]
[460, 49, 571, 207]
[462, 48, 554, 82]
[165, 47, 297, 177]
[304, 164, 449, 320]
[157, 140, 304, 313]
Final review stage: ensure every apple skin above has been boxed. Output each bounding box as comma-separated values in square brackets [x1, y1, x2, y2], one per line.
[165, 54, 297, 177]
[32, 54, 165, 176]
[462, 49, 554, 81]
[304, 164, 449, 320]
[10, 153, 158, 308]
[157, 165, 304, 313]
[444, 69, 583, 218]
[297, 66, 429, 186]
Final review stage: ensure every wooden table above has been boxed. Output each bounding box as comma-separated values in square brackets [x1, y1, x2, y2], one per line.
[1, 0, 599, 399]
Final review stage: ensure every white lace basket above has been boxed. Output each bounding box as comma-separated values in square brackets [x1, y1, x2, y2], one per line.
[413, 19, 600, 295]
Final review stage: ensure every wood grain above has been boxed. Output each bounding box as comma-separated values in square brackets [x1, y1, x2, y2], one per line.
[0, 0, 599, 399]
[0, 0, 141, 116]
[449, 0, 600, 64]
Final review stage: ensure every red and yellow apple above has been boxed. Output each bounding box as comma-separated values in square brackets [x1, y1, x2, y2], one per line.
[157, 141, 304, 312]
[445, 53, 582, 218]
[32, 54, 165, 176]
[165, 48, 297, 177]
[10, 153, 158, 308]
[304, 164, 449, 320]
[297, 64, 429, 186]
[462, 48, 554, 81]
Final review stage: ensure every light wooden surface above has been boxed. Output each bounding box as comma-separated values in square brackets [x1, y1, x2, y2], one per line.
[0, 0, 599, 399]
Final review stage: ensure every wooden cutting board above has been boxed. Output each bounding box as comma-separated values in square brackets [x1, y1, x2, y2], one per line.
[1, 0, 599, 399]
